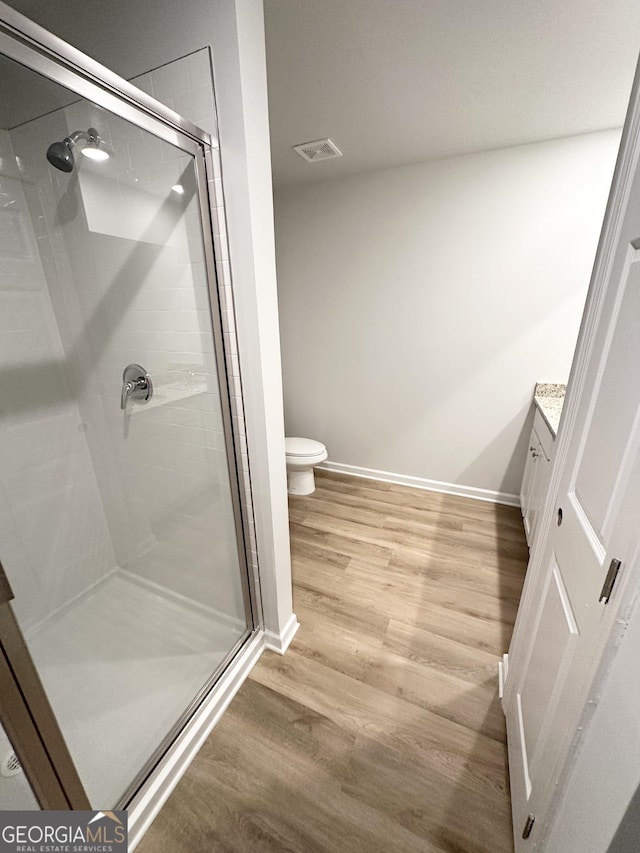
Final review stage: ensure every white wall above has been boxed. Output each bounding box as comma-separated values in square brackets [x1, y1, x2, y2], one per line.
[275, 131, 620, 497]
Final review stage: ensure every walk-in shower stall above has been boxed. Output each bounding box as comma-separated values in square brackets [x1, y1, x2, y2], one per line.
[0, 4, 259, 822]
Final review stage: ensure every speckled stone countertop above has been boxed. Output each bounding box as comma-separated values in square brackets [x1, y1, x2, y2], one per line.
[534, 383, 567, 437]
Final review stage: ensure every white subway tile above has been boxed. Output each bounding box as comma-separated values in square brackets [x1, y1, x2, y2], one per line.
[130, 72, 154, 97]
[210, 154, 222, 181]
[172, 87, 215, 125]
[223, 332, 237, 356]
[232, 415, 246, 437]
[212, 178, 225, 207]
[128, 130, 166, 170]
[197, 117, 217, 137]
[149, 57, 191, 100]
[188, 49, 213, 90]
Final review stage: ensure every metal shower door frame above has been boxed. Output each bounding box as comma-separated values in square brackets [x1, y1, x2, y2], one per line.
[0, 1, 261, 810]
[0, 584, 90, 809]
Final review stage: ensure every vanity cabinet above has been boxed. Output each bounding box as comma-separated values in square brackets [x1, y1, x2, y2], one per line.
[520, 409, 555, 548]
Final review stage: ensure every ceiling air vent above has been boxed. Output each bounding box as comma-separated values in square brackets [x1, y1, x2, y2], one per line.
[293, 138, 342, 163]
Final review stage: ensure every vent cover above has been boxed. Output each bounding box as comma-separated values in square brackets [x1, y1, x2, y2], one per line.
[293, 138, 342, 163]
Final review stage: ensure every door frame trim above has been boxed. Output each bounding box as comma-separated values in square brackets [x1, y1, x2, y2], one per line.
[504, 53, 640, 847]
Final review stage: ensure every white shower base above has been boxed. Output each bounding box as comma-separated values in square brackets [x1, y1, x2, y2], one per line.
[27, 572, 246, 807]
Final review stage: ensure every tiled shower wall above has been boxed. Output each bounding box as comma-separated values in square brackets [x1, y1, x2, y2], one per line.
[0, 128, 116, 630]
[5, 48, 257, 625]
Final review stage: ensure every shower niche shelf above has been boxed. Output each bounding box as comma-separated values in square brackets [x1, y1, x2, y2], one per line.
[127, 374, 208, 414]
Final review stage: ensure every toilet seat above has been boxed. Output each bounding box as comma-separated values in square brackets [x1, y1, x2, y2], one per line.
[285, 437, 326, 458]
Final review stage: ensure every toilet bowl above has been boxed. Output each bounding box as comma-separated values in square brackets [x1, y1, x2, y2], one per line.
[285, 437, 327, 496]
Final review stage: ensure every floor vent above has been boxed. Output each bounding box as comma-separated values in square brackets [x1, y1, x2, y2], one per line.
[1, 751, 22, 778]
[293, 138, 342, 163]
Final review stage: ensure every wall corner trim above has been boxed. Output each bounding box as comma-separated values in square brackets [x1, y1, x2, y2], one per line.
[319, 460, 521, 507]
[263, 613, 300, 655]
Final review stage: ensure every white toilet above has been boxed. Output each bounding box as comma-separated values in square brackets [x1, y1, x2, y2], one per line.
[285, 437, 328, 495]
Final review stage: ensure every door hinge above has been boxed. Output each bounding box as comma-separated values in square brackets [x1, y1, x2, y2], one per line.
[0, 559, 14, 606]
[522, 814, 535, 840]
[599, 558, 622, 604]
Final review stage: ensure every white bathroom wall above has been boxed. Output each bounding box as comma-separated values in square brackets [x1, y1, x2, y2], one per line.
[275, 130, 620, 498]
[0, 128, 116, 630]
[9, 59, 246, 622]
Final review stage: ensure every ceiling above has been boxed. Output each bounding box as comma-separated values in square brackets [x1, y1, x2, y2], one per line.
[264, 0, 640, 187]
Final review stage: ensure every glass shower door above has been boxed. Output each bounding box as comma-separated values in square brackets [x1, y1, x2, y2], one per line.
[0, 41, 252, 808]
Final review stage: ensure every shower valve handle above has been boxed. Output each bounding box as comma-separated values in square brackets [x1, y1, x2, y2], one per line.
[121, 364, 153, 410]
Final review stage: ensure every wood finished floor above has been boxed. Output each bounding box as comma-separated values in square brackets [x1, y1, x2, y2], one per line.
[139, 471, 528, 853]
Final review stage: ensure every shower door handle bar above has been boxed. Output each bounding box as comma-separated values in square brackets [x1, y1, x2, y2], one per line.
[121, 363, 153, 410]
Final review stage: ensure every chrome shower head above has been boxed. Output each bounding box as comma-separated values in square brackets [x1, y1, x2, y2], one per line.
[46, 128, 106, 172]
[46, 138, 74, 172]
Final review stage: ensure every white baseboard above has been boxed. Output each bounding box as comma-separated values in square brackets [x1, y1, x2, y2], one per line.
[264, 612, 300, 655]
[128, 629, 265, 850]
[319, 460, 520, 507]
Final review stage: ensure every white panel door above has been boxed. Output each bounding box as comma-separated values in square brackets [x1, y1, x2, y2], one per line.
[503, 111, 640, 849]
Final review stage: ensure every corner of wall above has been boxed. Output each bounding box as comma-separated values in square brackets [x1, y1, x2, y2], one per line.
[209, 0, 293, 637]
[263, 613, 300, 655]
